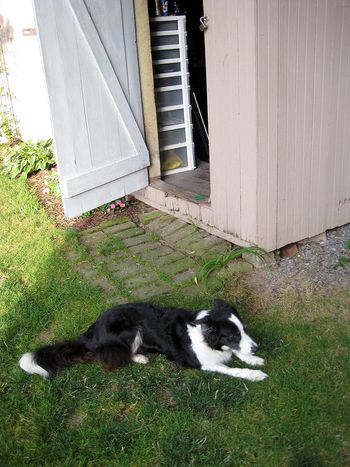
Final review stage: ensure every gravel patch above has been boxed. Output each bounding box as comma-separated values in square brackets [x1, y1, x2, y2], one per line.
[246, 224, 350, 295]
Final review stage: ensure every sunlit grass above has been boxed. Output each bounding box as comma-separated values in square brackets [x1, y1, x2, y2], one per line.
[0, 173, 349, 466]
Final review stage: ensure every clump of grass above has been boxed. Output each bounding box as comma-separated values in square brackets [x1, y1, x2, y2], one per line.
[97, 236, 125, 255]
[187, 217, 199, 233]
[196, 246, 266, 281]
[149, 231, 160, 242]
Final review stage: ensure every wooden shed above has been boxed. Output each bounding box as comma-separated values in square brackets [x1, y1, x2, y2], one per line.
[28, 0, 350, 250]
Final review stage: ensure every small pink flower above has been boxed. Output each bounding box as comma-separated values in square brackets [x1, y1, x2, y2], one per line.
[125, 195, 129, 202]
[119, 202, 126, 208]
[117, 200, 122, 206]
[110, 203, 116, 209]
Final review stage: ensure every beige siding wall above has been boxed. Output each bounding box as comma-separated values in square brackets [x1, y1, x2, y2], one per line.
[256, 0, 278, 250]
[204, 0, 258, 245]
[257, 0, 350, 248]
[205, 0, 350, 250]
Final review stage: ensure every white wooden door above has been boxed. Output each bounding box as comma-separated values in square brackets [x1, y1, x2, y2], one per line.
[33, 0, 149, 217]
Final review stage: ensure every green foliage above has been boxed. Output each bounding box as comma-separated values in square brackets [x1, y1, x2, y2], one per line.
[0, 113, 17, 141]
[335, 238, 350, 269]
[2, 138, 55, 178]
[80, 210, 93, 219]
[79, 196, 134, 219]
[197, 246, 266, 281]
[149, 231, 160, 242]
[43, 170, 60, 196]
[99, 195, 132, 213]
[336, 256, 350, 268]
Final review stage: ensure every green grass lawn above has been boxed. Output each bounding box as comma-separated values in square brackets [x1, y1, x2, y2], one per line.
[0, 173, 349, 466]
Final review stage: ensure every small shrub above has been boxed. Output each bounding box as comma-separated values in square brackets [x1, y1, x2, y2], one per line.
[99, 195, 132, 214]
[79, 196, 134, 219]
[2, 138, 55, 178]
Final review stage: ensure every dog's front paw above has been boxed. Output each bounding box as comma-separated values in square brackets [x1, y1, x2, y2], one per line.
[246, 356, 265, 366]
[132, 354, 149, 364]
[243, 369, 268, 382]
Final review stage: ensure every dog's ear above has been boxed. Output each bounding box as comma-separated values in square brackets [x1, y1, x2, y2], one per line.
[213, 299, 243, 322]
[192, 315, 211, 325]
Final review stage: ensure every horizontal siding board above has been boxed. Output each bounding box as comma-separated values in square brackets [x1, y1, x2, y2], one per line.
[63, 153, 149, 198]
[65, 169, 149, 217]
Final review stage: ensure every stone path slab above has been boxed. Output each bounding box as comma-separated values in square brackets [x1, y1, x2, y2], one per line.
[68, 208, 252, 302]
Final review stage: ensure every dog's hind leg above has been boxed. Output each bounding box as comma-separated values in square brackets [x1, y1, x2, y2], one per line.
[94, 344, 132, 371]
[130, 330, 148, 364]
[201, 364, 268, 381]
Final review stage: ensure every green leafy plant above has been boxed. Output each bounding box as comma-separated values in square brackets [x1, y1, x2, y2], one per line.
[2, 138, 55, 178]
[80, 196, 134, 219]
[43, 170, 60, 196]
[196, 246, 266, 281]
[80, 210, 93, 219]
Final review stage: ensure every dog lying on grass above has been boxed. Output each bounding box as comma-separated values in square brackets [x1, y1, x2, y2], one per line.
[19, 299, 268, 382]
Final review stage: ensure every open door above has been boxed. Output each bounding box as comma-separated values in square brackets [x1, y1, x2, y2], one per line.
[33, 0, 150, 217]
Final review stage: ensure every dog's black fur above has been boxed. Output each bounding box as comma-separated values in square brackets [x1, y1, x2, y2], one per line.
[19, 300, 268, 381]
[35, 303, 202, 376]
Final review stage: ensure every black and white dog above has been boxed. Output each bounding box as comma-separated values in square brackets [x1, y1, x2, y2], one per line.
[19, 300, 267, 382]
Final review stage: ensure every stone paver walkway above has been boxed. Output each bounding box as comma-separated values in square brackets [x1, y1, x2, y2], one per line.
[68, 209, 252, 303]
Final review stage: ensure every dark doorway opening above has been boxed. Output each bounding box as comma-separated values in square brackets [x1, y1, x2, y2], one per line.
[182, 0, 208, 163]
[148, 0, 209, 200]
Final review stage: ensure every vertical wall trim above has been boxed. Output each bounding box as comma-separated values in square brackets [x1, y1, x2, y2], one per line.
[134, 0, 161, 179]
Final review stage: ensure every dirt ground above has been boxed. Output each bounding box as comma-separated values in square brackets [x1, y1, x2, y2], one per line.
[245, 224, 350, 297]
[27, 169, 152, 230]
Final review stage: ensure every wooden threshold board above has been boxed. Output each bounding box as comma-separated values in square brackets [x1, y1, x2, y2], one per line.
[161, 161, 210, 200]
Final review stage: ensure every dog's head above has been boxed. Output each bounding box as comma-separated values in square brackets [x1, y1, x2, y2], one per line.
[193, 299, 258, 354]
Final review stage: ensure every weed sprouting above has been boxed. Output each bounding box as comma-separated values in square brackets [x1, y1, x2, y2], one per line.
[196, 246, 266, 281]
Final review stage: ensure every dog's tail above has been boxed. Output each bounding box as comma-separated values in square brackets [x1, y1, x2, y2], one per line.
[19, 338, 94, 379]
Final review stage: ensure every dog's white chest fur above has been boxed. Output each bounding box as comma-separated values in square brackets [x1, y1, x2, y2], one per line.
[187, 323, 232, 367]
